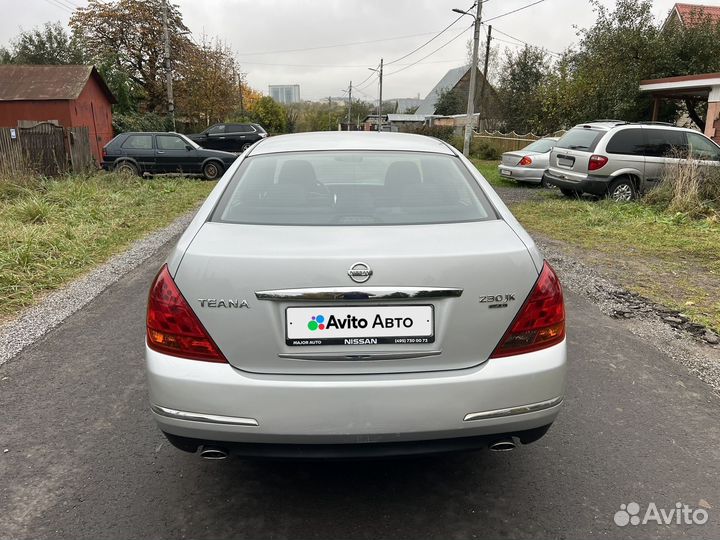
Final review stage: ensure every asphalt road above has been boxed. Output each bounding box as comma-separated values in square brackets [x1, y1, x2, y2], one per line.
[2, 243, 720, 540]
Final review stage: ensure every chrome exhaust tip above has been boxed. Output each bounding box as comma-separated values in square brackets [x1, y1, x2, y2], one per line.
[199, 446, 228, 460]
[489, 438, 517, 452]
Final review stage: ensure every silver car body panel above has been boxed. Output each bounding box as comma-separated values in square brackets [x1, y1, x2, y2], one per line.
[147, 340, 566, 444]
[150, 132, 564, 446]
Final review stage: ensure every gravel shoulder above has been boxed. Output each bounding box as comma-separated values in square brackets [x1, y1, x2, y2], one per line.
[0, 209, 196, 367]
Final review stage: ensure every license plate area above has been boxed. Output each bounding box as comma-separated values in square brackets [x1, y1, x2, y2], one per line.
[285, 305, 434, 346]
[556, 154, 575, 168]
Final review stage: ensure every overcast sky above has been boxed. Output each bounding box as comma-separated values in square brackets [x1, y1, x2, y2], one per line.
[0, 0, 711, 101]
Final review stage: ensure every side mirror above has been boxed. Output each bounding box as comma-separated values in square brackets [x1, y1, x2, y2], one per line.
[185, 145, 193, 151]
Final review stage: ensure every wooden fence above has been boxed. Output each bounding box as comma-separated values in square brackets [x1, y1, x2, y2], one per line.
[473, 129, 566, 154]
[0, 123, 94, 176]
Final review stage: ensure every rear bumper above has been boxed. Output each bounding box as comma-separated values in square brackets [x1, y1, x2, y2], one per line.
[498, 164, 544, 182]
[543, 170, 609, 195]
[146, 340, 566, 447]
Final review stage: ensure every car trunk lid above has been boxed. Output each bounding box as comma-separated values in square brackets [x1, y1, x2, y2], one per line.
[174, 220, 538, 375]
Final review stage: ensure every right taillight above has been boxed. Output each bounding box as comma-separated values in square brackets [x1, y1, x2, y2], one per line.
[490, 261, 565, 358]
[588, 154, 608, 171]
[146, 264, 227, 362]
[518, 156, 533, 166]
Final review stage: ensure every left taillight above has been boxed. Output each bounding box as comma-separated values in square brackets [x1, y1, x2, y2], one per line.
[146, 264, 227, 362]
[101, 147, 107, 160]
[518, 156, 533, 166]
[490, 261, 565, 358]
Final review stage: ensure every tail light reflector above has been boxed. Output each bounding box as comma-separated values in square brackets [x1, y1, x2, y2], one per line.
[588, 154, 608, 171]
[490, 261, 565, 358]
[146, 265, 227, 362]
[518, 156, 533, 166]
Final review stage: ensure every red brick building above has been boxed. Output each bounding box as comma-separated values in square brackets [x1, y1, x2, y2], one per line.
[0, 65, 116, 162]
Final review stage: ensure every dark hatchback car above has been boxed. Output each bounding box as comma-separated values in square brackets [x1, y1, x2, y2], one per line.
[102, 132, 238, 180]
[188, 123, 267, 152]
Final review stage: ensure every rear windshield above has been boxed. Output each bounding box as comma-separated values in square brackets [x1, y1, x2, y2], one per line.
[555, 127, 605, 152]
[211, 151, 495, 226]
[523, 138, 556, 153]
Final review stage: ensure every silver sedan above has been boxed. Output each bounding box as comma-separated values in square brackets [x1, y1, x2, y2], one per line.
[498, 137, 559, 185]
[145, 132, 567, 459]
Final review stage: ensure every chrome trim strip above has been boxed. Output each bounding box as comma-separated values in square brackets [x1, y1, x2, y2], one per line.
[463, 396, 563, 422]
[278, 350, 442, 361]
[151, 405, 259, 427]
[255, 286, 463, 301]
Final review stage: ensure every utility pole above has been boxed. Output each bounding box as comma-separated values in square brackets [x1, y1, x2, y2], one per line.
[378, 58, 384, 132]
[162, 0, 175, 131]
[462, 1, 483, 157]
[239, 74, 245, 118]
[478, 25, 492, 133]
[347, 81, 352, 128]
[369, 60, 384, 132]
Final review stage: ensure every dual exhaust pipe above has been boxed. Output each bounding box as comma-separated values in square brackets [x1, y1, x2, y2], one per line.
[198, 439, 518, 459]
[488, 438, 517, 452]
[199, 446, 228, 460]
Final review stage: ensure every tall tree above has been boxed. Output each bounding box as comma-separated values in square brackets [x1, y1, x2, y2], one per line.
[250, 96, 287, 134]
[175, 35, 239, 128]
[434, 87, 464, 115]
[1, 22, 85, 64]
[70, 0, 193, 112]
[497, 45, 550, 133]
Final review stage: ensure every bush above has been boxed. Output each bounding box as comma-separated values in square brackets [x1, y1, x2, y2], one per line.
[474, 142, 501, 160]
[644, 158, 720, 219]
[112, 112, 173, 134]
[412, 125, 455, 143]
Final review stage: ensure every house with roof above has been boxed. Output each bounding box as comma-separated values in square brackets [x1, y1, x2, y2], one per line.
[0, 65, 116, 162]
[640, 3, 720, 142]
[662, 2, 720, 29]
[415, 65, 499, 129]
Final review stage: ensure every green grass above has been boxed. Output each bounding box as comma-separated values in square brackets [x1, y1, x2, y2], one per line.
[471, 159, 517, 188]
[0, 172, 214, 318]
[511, 198, 720, 332]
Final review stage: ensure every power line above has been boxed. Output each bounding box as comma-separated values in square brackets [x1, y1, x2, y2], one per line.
[385, 3, 473, 66]
[384, 23, 473, 78]
[41, 0, 73, 13]
[489, 26, 561, 56]
[484, 0, 547, 23]
[235, 31, 450, 57]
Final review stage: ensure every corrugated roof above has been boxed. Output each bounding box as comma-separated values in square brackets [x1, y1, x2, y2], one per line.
[415, 66, 468, 115]
[386, 114, 426, 122]
[0, 65, 116, 103]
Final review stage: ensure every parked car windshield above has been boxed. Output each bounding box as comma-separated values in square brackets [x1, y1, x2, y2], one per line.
[212, 151, 495, 226]
[555, 127, 604, 152]
[523, 138, 556, 153]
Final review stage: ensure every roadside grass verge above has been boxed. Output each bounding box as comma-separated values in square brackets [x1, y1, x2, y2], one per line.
[0, 171, 214, 318]
[510, 198, 720, 332]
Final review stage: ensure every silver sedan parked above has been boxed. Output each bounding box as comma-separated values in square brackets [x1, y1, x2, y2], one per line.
[146, 132, 567, 459]
[498, 137, 559, 186]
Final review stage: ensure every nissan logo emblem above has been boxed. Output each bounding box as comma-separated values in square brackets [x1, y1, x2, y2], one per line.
[348, 262, 373, 283]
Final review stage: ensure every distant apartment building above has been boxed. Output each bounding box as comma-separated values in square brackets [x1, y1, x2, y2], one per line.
[269, 84, 300, 104]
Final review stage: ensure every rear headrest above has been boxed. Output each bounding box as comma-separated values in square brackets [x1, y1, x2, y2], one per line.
[278, 160, 317, 188]
[384, 161, 421, 189]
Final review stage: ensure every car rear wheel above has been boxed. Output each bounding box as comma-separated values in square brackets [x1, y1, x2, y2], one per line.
[560, 188, 580, 198]
[241, 143, 252, 152]
[541, 175, 557, 189]
[608, 177, 636, 202]
[202, 161, 223, 180]
[114, 161, 139, 176]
